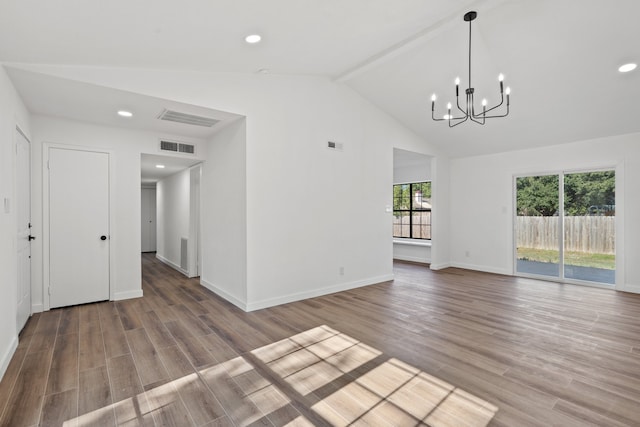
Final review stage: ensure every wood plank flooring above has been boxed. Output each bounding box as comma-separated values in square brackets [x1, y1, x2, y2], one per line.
[1, 254, 640, 426]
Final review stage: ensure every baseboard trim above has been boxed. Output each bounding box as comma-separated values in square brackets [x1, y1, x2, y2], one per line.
[0, 335, 18, 382]
[113, 290, 144, 301]
[156, 254, 189, 277]
[620, 283, 640, 294]
[394, 255, 431, 264]
[199, 278, 248, 311]
[450, 262, 511, 276]
[31, 303, 44, 314]
[429, 262, 451, 271]
[245, 274, 395, 312]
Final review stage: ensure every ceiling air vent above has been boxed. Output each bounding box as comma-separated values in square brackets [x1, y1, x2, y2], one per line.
[158, 109, 219, 127]
[159, 140, 196, 155]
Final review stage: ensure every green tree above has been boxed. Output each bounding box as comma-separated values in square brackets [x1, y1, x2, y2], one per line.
[564, 171, 615, 215]
[516, 175, 559, 216]
[516, 172, 615, 216]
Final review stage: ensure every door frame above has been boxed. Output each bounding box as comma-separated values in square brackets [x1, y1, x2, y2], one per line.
[512, 163, 624, 291]
[42, 143, 116, 310]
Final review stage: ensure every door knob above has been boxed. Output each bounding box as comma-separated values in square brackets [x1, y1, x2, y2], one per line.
[100, 235, 107, 241]
[28, 235, 36, 241]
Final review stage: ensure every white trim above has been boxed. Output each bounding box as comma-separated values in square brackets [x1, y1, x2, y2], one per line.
[199, 278, 248, 311]
[393, 239, 431, 247]
[621, 283, 640, 294]
[156, 253, 189, 277]
[31, 303, 43, 314]
[245, 274, 395, 312]
[429, 262, 451, 271]
[394, 255, 430, 264]
[450, 262, 511, 276]
[200, 274, 396, 312]
[0, 335, 18, 382]
[42, 143, 115, 310]
[113, 290, 144, 301]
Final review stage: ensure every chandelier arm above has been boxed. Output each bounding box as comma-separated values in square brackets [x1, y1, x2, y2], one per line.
[473, 100, 504, 118]
[456, 95, 467, 116]
[469, 114, 485, 125]
[478, 106, 510, 119]
[449, 115, 469, 128]
[431, 110, 447, 121]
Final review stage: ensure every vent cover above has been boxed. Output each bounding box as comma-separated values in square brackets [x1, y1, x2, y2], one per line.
[327, 141, 344, 151]
[158, 109, 219, 127]
[159, 140, 196, 155]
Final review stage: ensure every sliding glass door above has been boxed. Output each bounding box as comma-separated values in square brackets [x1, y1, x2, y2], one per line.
[515, 170, 615, 285]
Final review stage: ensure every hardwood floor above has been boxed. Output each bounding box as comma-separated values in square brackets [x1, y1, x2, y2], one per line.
[1, 254, 640, 426]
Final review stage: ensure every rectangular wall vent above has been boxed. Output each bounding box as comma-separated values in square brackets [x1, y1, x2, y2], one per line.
[178, 144, 195, 154]
[158, 109, 219, 127]
[160, 140, 179, 152]
[327, 141, 344, 151]
[159, 140, 196, 155]
[180, 237, 188, 271]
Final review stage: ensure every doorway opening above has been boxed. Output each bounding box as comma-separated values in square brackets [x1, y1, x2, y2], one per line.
[141, 153, 202, 278]
[392, 148, 433, 265]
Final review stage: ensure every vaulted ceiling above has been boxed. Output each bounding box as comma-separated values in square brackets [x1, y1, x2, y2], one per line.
[1, 0, 639, 157]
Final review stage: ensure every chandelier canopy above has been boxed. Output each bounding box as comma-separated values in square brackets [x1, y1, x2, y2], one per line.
[431, 11, 510, 127]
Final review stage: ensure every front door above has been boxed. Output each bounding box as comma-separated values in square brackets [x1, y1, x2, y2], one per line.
[49, 147, 110, 308]
[16, 128, 31, 332]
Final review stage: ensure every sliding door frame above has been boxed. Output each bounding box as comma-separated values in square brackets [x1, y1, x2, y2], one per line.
[513, 164, 624, 290]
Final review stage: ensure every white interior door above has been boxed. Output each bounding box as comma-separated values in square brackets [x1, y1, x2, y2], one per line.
[141, 187, 157, 252]
[16, 129, 31, 332]
[49, 147, 110, 308]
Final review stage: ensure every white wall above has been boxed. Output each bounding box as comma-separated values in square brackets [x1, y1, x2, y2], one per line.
[200, 119, 248, 306]
[450, 133, 640, 293]
[14, 65, 447, 311]
[30, 115, 207, 308]
[0, 66, 31, 380]
[156, 169, 190, 273]
[393, 149, 433, 264]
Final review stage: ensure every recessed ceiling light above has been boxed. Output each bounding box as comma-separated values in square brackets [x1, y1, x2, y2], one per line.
[155, 164, 165, 169]
[117, 110, 133, 117]
[245, 34, 261, 44]
[618, 63, 637, 73]
[257, 68, 270, 74]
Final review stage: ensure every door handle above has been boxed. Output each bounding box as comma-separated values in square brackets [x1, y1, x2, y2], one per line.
[100, 235, 107, 241]
[28, 235, 36, 241]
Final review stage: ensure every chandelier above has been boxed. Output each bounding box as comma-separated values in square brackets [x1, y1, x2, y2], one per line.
[431, 11, 510, 127]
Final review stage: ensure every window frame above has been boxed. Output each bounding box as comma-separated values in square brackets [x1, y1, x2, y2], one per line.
[393, 181, 432, 240]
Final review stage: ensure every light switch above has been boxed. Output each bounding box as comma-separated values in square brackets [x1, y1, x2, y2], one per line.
[3, 197, 9, 214]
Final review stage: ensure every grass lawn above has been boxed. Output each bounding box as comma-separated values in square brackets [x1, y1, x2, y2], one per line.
[517, 247, 615, 270]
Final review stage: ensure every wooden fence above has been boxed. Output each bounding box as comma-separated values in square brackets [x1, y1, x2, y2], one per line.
[393, 212, 432, 239]
[516, 216, 615, 254]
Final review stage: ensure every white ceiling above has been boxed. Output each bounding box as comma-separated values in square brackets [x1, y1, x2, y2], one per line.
[5, 68, 242, 139]
[1, 0, 639, 157]
[141, 154, 201, 185]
